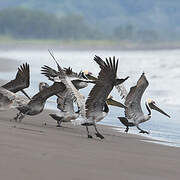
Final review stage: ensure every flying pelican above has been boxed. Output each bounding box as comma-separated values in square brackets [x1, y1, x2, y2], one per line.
[0, 63, 31, 110]
[118, 73, 170, 134]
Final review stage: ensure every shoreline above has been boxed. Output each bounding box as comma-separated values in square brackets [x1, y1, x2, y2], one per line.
[100, 122, 180, 148]
[1, 39, 180, 51]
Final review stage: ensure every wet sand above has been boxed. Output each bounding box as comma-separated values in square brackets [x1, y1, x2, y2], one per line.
[0, 109, 180, 180]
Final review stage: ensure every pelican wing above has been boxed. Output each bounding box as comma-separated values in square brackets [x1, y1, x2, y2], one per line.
[94, 55, 128, 100]
[125, 73, 149, 119]
[41, 65, 80, 81]
[93, 55, 106, 67]
[86, 56, 118, 117]
[115, 84, 128, 100]
[41, 65, 59, 81]
[41, 65, 91, 85]
[2, 63, 30, 93]
[31, 82, 66, 102]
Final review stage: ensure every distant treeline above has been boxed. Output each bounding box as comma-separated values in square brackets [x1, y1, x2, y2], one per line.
[0, 8, 158, 41]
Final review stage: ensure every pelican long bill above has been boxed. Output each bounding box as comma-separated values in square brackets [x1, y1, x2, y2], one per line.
[149, 102, 171, 118]
[106, 98, 126, 109]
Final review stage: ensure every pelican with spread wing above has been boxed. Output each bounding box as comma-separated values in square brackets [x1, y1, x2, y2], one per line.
[118, 73, 170, 134]
[13, 81, 66, 122]
[83, 56, 129, 139]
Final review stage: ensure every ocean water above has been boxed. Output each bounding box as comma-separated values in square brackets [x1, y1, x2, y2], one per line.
[0, 49, 180, 147]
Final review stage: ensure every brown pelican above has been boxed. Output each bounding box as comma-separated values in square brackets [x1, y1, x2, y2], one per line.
[0, 63, 31, 110]
[118, 73, 170, 134]
[81, 56, 129, 139]
[13, 81, 66, 122]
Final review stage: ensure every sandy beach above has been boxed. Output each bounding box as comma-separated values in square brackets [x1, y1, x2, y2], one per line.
[0, 109, 179, 180]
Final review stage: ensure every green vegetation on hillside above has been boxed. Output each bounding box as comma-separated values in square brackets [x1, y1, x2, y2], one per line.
[0, 7, 161, 42]
[0, 8, 101, 40]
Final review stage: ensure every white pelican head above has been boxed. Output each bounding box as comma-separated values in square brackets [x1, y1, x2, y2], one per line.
[146, 98, 170, 118]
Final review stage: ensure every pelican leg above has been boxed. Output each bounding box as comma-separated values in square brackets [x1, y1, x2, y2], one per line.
[125, 126, 129, 133]
[136, 125, 149, 134]
[13, 112, 21, 122]
[94, 124, 104, 139]
[86, 126, 92, 138]
[56, 120, 62, 127]
[18, 113, 25, 123]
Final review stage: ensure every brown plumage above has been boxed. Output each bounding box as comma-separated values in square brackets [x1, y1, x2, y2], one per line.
[2, 63, 30, 93]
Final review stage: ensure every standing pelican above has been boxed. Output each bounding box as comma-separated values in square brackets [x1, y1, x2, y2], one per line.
[118, 73, 170, 134]
[82, 56, 129, 139]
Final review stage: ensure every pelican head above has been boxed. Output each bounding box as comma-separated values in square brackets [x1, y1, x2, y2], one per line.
[39, 82, 49, 91]
[146, 98, 170, 118]
[107, 95, 113, 100]
[78, 71, 89, 80]
[82, 70, 97, 81]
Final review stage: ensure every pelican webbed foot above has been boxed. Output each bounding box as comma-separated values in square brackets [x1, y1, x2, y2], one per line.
[139, 130, 149, 134]
[18, 113, 25, 123]
[125, 126, 129, 133]
[56, 120, 62, 127]
[136, 125, 149, 134]
[93, 123, 104, 139]
[88, 135, 93, 138]
[56, 124, 62, 127]
[95, 133, 104, 139]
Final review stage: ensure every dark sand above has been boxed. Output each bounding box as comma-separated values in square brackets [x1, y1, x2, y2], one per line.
[0, 109, 180, 180]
